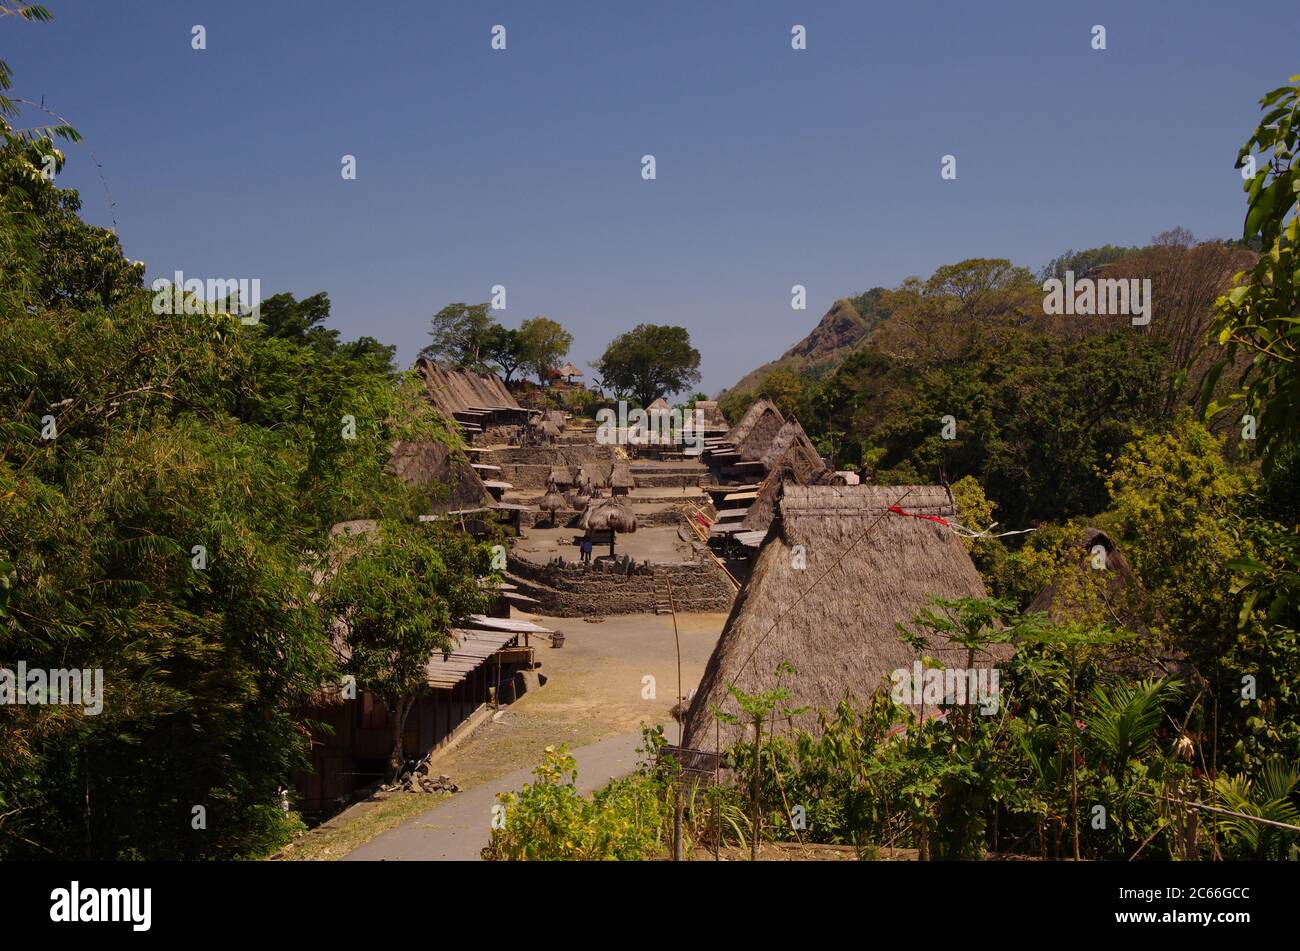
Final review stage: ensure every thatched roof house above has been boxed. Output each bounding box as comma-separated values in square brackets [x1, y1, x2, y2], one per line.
[608, 462, 635, 495]
[548, 464, 575, 488]
[726, 397, 783, 451]
[738, 445, 830, 535]
[387, 439, 494, 514]
[683, 484, 1004, 750]
[414, 358, 527, 434]
[1026, 528, 1140, 623]
[758, 418, 824, 473]
[1025, 527, 1178, 675]
[577, 462, 607, 492]
[683, 400, 730, 436]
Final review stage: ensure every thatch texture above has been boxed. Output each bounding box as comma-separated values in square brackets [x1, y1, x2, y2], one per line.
[581, 496, 637, 534]
[726, 397, 783, 449]
[683, 484, 1002, 750]
[645, 397, 672, 414]
[739, 446, 830, 534]
[548, 464, 575, 488]
[684, 399, 729, 433]
[734, 403, 787, 463]
[387, 440, 494, 513]
[758, 418, 824, 473]
[608, 462, 635, 492]
[414, 358, 521, 417]
[577, 462, 607, 491]
[539, 487, 567, 524]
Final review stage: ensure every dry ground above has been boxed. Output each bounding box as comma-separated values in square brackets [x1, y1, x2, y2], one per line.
[275, 610, 727, 859]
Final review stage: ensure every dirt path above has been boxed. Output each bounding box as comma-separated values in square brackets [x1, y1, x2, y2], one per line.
[343, 730, 648, 860]
[324, 611, 727, 860]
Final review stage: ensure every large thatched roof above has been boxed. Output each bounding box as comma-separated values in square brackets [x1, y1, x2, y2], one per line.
[758, 418, 824, 473]
[726, 397, 783, 449]
[683, 484, 1002, 750]
[739, 446, 830, 534]
[387, 439, 494, 513]
[734, 402, 787, 463]
[414, 358, 521, 417]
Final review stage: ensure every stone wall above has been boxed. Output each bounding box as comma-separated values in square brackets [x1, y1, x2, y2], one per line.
[505, 552, 734, 617]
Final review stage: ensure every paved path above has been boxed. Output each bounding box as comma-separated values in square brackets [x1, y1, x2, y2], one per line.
[343, 730, 647, 861]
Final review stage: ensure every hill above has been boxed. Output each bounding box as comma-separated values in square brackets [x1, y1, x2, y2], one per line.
[722, 289, 888, 398]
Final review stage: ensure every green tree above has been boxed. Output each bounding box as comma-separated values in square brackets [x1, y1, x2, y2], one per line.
[518, 316, 574, 384]
[419, 302, 495, 370]
[483, 324, 526, 385]
[1209, 74, 1300, 467]
[322, 519, 491, 779]
[593, 324, 701, 407]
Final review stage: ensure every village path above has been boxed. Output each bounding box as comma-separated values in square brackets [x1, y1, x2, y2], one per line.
[341, 729, 647, 861]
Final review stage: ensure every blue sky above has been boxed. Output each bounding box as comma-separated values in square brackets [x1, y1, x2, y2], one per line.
[8, 1, 1299, 393]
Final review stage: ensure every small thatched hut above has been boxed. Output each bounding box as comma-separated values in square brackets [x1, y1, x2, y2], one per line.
[577, 462, 606, 494]
[683, 484, 1004, 750]
[581, 496, 638, 557]
[548, 464, 575, 489]
[539, 484, 567, 526]
[1026, 528, 1174, 675]
[608, 462, 635, 496]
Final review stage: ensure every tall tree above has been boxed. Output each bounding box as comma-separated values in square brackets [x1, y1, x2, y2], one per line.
[419, 302, 494, 370]
[593, 323, 701, 407]
[519, 316, 573, 384]
[483, 324, 526, 385]
[322, 519, 491, 780]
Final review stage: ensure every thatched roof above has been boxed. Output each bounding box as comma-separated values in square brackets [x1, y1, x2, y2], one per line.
[758, 418, 824, 473]
[545, 410, 566, 430]
[739, 447, 830, 534]
[548, 465, 575, 488]
[645, 397, 672, 414]
[684, 400, 729, 433]
[581, 496, 637, 533]
[608, 462, 635, 490]
[577, 462, 607, 490]
[1027, 528, 1140, 623]
[539, 488, 567, 514]
[683, 484, 1002, 749]
[387, 439, 494, 514]
[558, 363, 583, 378]
[726, 397, 783, 448]
[414, 358, 521, 417]
[734, 402, 787, 463]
